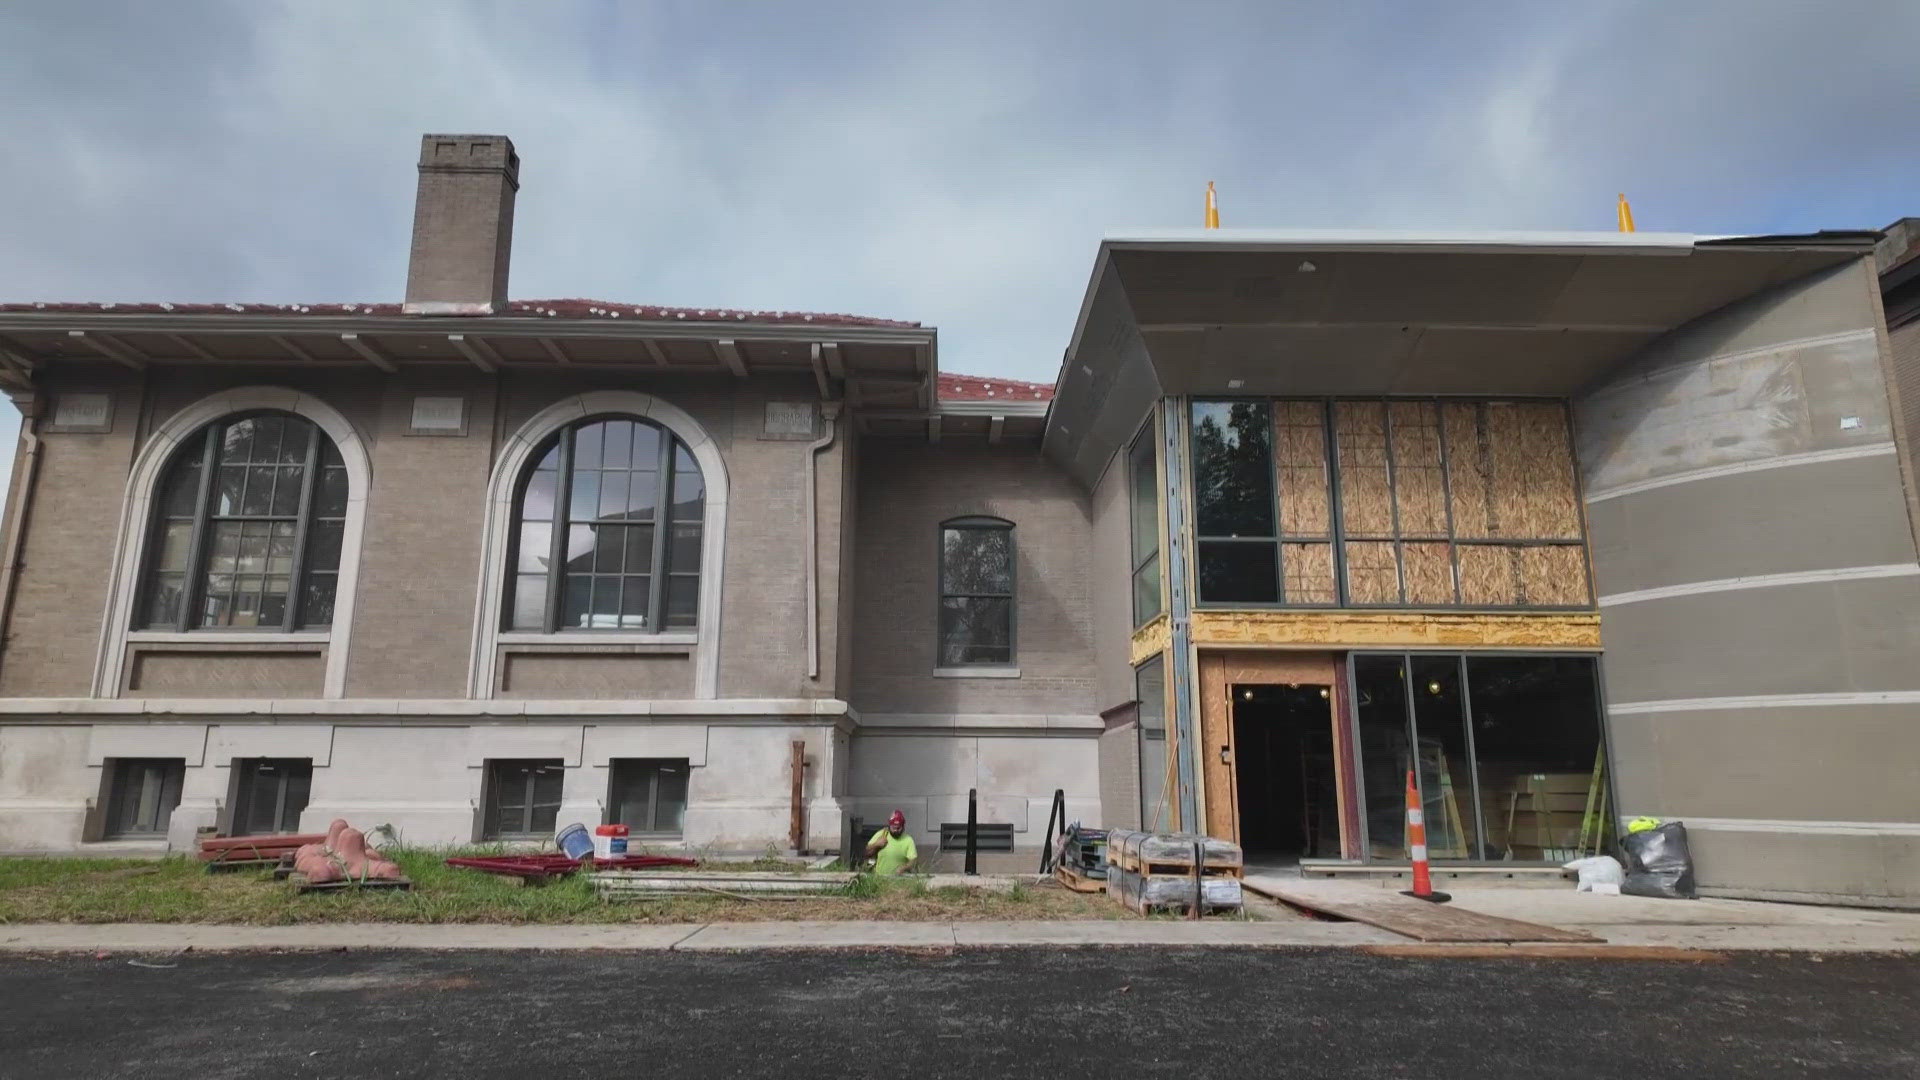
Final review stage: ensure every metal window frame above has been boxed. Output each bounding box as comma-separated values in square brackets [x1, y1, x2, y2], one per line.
[1126, 417, 1164, 627]
[607, 757, 690, 838]
[483, 758, 565, 840]
[1190, 395, 1596, 614]
[104, 757, 184, 839]
[503, 415, 695, 634]
[1132, 654, 1169, 830]
[136, 412, 336, 632]
[1346, 649, 1608, 867]
[936, 515, 1017, 667]
[233, 757, 313, 836]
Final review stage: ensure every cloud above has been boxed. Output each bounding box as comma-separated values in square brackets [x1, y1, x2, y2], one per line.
[0, 0, 1915, 493]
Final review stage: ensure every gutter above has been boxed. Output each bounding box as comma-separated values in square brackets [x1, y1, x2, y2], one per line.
[0, 389, 45, 682]
[804, 402, 842, 680]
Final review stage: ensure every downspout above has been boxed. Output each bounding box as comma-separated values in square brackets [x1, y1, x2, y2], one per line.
[804, 401, 842, 680]
[0, 389, 46, 683]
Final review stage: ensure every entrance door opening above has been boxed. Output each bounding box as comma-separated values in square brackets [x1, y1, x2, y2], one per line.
[1231, 684, 1340, 865]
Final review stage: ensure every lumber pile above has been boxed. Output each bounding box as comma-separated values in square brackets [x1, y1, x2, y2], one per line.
[1105, 830, 1243, 916]
[590, 870, 856, 900]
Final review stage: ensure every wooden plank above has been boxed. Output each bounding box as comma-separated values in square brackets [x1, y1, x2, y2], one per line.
[1054, 865, 1105, 893]
[1247, 882, 1600, 943]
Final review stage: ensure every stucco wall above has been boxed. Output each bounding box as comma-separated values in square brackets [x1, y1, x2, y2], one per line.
[1576, 256, 1920, 902]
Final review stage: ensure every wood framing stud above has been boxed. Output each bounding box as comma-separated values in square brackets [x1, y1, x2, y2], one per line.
[537, 337, 572, 365]
[269, 335, 317, 363]
[339, 333, 398, 373]
[66, 330, 146, 371]
[821, 342, 846, 379]
[447, 334, 502, 373]
[716, 339, 747, 377]
[642, 340, 670, 367]
[988, 415, 1005, 444]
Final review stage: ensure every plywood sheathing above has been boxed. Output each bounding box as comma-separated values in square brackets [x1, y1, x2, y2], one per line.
[1282, 541, 1337, 604]
[1344, 540, 1401, 604]
[1401, 542, 1456, 605]
[1188, 610, 1601, 650]
[1388, 401, 1449, 537]
[1275, 401, 1332, 536]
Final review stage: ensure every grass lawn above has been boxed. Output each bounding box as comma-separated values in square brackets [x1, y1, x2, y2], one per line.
[0, 852, 1138, 925]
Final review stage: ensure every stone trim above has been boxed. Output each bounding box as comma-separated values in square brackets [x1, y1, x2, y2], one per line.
[468, 391, 730, 699]
[91, 387, 373, 700]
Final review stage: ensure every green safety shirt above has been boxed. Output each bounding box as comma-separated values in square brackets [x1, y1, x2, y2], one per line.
[868, 828, 918, 875]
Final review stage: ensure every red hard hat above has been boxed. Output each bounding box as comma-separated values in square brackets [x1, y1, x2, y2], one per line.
[887, 810, 906, 828]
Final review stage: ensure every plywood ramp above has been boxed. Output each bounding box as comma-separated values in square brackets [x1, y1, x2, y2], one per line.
[1244, 878, 1600, 944]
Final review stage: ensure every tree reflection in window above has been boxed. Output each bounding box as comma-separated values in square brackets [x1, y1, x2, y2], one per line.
[506, 417, 703, 632]
[938, 517, 1014, 666]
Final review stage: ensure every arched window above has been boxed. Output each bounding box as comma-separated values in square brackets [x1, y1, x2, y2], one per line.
[505, 416, 705, 632]
[137, 411, 347, 630]
[938, 516, 1014, 666]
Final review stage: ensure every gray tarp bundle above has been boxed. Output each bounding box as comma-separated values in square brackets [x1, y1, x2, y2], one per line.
[1620, 821, 1697, 899]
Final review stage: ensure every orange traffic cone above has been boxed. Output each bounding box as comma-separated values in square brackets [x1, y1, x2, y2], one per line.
[1401, 769, 1451, 904]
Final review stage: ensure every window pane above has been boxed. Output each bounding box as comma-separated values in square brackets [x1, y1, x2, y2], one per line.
[1468, 657, 1605, 862]
[1129, 432, 1158, 561]
[214, 465, 246, 515]
[241, 465, 277, 515]
[1409, 656, 1481, 860]
[601, 420, 632, 469]
[266, 527, 295, 576]
[298, 573, 336, 629]
[306, 520, 344, 573]
[938, 596, 1011, 665]
[517, 523, 552, 573]
[510, 574, 546, 630]
[1191, 401, 1274, 538]
[589, 575, 622, 628]
[260, 576, 290, 626]
[620, 469, 659, 522]
[155, 522, 193, 572]
[1197, 540, 1278, 603]
[609, 762, 654, 831]
[1354, 655, 1414, 859]
[238, 522, 270, 575]
[314, 464, 348, 518]
[665, 575, 698, 629]
[588, 524, 625, 574]
[142, 573, 184, 628]
[598, 471, 632, 520]
[1131, 557, 1162, 625]
[621, 576, 652, 629]
[632, 424, 662, 469]
[562, 574, 593, 628]
[623, 523, 656, 576]
[654, 762, 688, 834]
[941, 527, 1011, 594]
[521, 468, 557, 522]
[222, 418, 261, 464]
[574, 422, 605, 469]
[1135, 657, 1169, 832]
[530, 764, 563, 833]
[159, 444, 205, 518]
[568, 471, 600, 522]
[268, 466, 305, 516]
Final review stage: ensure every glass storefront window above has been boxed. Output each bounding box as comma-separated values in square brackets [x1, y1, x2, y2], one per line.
[1352, 653, 1606, 863]
[1135, 656, 1170, 832]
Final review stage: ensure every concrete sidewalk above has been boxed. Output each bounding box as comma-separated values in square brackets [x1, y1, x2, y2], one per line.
[6, 892, 1920, 954]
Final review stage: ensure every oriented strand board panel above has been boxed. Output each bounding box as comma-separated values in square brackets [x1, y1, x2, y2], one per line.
[1520, 545, 1591, 605]
[1458, 546, 1522, 606]
[1486, 402, 1583, 539]
[1402, 542, 1456, 605]
[1443, 402, 1493, 538]
[1282, 542, 1337, 604]
[1335, 402, 1394, 535]
[1344, 541, 1402, 604]
[1275, 401, 1332, 536]
[1388, 401, 1449, 537]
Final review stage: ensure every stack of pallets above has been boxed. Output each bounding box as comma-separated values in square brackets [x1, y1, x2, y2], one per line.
[1104, 830, 1243, 916]
[1052, 825, 1109, 892]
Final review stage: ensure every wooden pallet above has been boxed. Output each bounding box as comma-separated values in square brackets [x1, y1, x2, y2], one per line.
[1053, 865, 1105, 893]
[287, 872, 413, 894]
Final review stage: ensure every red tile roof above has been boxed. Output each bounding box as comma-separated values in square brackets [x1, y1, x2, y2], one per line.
[936, 372, 1054, 402]
[0, 298, 920, 328]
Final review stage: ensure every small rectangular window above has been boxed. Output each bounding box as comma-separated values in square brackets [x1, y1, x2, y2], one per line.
[484, 759, 565, 840]
[938, 519, 1015, 666]
[106, 759, 184, 839]
[608, 759, 690, 837]
[1128, 426, 1163, 625]
[231, 758, 313, 836]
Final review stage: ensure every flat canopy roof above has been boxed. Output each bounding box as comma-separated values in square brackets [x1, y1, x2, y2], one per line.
[1044, 228, 1877, 484]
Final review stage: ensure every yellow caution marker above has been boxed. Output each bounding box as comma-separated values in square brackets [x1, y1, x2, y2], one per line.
[1617, 192, 1636, 233]
[1205, 181, 1220, 229]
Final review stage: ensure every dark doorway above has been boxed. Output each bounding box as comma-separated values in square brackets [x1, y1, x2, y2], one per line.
[1231, 684, 1340, 863]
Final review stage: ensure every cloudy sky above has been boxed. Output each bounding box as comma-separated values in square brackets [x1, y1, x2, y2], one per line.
[1, 0, 1917, 483]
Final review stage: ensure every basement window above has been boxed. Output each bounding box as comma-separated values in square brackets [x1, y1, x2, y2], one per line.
[105, 758, 184, 839]
[608, 759, 689, 837]
[483, 759, 565, 840]
[231, 758, 312, 836]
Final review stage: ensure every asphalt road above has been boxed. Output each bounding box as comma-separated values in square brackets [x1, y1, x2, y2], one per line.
[0, 948, 1913, 1078]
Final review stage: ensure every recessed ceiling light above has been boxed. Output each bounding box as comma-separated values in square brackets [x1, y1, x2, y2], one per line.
[1226, 379, 1245, 389]
[1298, 260, 1317, 272]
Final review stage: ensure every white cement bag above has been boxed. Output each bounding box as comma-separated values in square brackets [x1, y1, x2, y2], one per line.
[1563, 855, 1625, 892]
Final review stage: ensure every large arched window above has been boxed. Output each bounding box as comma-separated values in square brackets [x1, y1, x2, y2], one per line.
[137, 411, 347, 631]
[505, 416, 705, 632]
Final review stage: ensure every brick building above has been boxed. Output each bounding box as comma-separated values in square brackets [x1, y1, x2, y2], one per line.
[0, 135, 1914, 905]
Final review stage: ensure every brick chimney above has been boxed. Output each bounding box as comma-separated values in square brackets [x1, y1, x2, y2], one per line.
[403, 134, 520, 315]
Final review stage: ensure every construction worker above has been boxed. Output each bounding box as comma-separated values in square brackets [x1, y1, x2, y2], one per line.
[864, 809, 918, 875]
